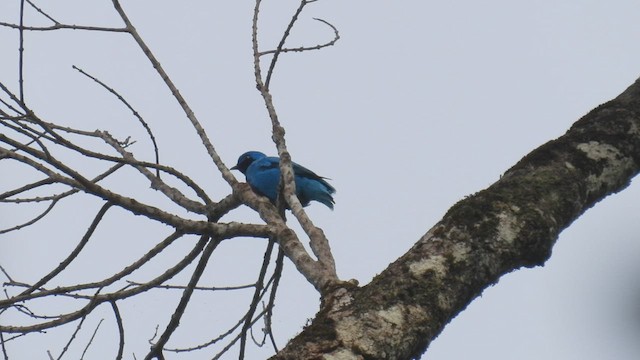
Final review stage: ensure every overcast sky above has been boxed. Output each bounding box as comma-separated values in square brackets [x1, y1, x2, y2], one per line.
[2, 1, 640, 359]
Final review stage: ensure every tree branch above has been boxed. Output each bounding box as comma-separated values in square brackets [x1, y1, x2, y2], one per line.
[145, 236, 220, 360]
[251, 0, 339, 292]
[110, 0, 237, 186]
[271, 77, 640, 359]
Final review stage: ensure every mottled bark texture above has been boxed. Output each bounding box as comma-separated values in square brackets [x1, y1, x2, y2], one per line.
[272, 77, 640, 360]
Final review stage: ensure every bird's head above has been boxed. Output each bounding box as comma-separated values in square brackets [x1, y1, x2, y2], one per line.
[230, 151, 267, 174]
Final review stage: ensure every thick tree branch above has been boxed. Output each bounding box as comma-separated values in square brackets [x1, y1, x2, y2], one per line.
[272, 78, 640, 359]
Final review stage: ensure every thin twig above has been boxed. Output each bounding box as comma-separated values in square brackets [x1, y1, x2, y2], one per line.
[0, 198, 59, 234]
[19, 203, 113, 296]
[80, 319, 104, 360]
[18, 0, 25, 102]
[0, 143, 270, 239]
[0, 114, 52, 157]
[258, 18, 339, 57]
[55, 316, 88, 360]
[0, 163, 124, 234]
[5, 116, 214, 208]
[0, 235, 210, 334]
[210, 308, 269, 360]
[264, 0, 307, 90]
[2, 231, 183, 306]
[239, 238, 276, 358]
[163, 313, 248, 353]
[110, 301, 124, 360]
[0, 332, 9, 360]
[144, 236, 220, 360]
[0, 79, 27, 111]
[0, 177, 56, 200]
[0, 265, 15, 283]
[265, 247, 285, 352]
[0, 22, 128, 32]
[125, 281, 254, 292]
[72, 65, 161, 177]
[25, 0, 59, 24]
[97, 131, 208, 213]
[163, 272, 280, 354]
[111, 0, 237, 186]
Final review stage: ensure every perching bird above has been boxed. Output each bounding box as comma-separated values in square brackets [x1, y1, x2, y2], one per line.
[231, 151, 335, 209]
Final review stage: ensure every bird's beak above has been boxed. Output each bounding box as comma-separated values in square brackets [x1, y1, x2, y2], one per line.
[230, 165, 238, 170]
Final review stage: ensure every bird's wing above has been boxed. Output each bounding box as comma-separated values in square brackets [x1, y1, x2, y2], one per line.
[257, 157, 320, 178]
[292, 162, 336, 193]
[253, 157, 280, 171]
[291, 162, 322, 179]
[254, 157, 336, 194]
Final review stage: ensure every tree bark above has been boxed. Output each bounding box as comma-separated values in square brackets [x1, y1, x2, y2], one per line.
[272, 77, 640, 360]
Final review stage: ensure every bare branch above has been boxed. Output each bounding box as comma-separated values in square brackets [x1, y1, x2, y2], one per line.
[144, 236, 220, 360]
[0, 163, 123, 235]
[0, 80, 27, 112]
[18, 203, 113, 296]
[0, 265, 15, 284]
[258, 18, 340, 57]
[18, 0, 25, 102]
[124, 281, 254, 292]
[210, 307, 269, 360]
[98, 131, 207, 213]
[25, 0, 60, 24]
[0, 21, 128, 32]
[55, 315, 88, 360]
[0, 117, 52, 157]
[163, 313, 247, 353]
[0, 144, 271, 238]
[2, 231, 184, 308]
[0, 332, 9, 360]
[80, 319, 104, 360]
[0, 177, 56, 200]
[239, 239, 277, 358]
[110, 0, 237, 187]
[12, 117, 215, 208]
[161, 258, 281, 355]
[264, 248, 285, 352]
[263, 0, 307, 90]
[110, 301, 125, 360]
[72, 65, 161, 177]
[0, 198, 58, 234]
[251, 0, 339, 291]
[1, 234, 211, 333]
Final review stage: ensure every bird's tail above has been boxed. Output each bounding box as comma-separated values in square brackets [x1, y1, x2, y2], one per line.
[315, 191, 335, 210]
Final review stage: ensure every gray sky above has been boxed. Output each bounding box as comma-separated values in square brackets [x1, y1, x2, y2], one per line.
[2, 1, 640, 359]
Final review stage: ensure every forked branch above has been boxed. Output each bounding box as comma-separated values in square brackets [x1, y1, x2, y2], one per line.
[251, 0, 341, 292]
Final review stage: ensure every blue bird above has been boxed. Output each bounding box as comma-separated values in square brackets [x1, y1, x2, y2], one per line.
[231, 151, 335, 209]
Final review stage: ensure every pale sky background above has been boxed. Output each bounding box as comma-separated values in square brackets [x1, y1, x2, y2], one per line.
[2, 1, 640, 359]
